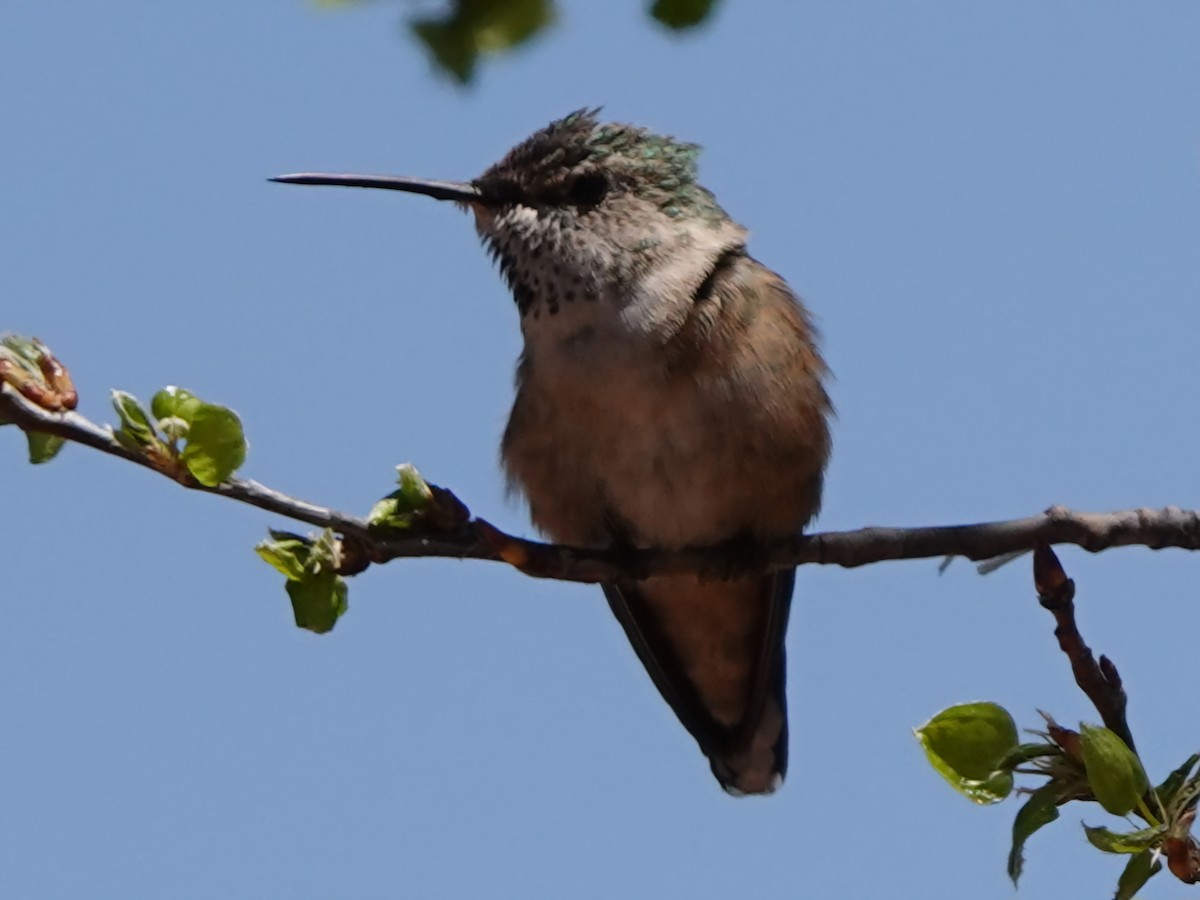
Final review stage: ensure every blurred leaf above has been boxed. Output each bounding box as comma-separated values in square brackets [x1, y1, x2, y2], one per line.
[1008, 782, 1060, 885]
[1081, 724, 1149, 816]
[650, 0, 718, 30]
[916, 702, 1018, 804]
[26, 431, 66, 464]
[410, 0, 555, 84]
[1115, 850, 1162, 900]
[180, 402, 246, 486]
[472, 0, 552, 50]
[151, 385, 203, 424]
[410, 19, 475, 83]
[1083, 822, 1166, 855]
[1156, 753, 1200, 808]
[110, 390, 159, 447]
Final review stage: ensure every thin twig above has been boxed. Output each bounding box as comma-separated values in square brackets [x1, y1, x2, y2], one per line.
[1032, 545, 1135, 752]
[7, 382, 1200, 585]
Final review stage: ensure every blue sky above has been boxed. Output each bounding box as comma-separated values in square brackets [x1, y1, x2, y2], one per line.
[3, 2, 1199, 897]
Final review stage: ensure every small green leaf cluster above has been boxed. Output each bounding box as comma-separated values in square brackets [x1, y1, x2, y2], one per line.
[256, 529, 348, 634]
[917, 703, 1200, 895]
[367, 463, 434, 530]
[256, 464, 440, 635]
[111, 386, 247, 486]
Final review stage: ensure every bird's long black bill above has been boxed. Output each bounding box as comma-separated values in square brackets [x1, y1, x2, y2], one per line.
[270, 173, 481, 203]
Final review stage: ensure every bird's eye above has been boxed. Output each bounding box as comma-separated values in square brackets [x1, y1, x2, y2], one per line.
[567, 172, 609, 207]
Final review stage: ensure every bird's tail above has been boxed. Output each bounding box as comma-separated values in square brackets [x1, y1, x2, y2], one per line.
[602, 568, 794, 796]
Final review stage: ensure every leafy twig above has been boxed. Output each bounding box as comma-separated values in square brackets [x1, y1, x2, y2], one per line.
[7, 380, 1200, 584]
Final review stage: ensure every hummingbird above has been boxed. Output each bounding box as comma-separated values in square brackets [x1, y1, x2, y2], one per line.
[273, 109, 832, 795]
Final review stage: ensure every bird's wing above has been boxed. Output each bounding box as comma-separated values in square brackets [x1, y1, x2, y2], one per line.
[602, 567, 794, 795]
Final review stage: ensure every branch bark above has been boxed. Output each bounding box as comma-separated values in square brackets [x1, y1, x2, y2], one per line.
[6, 382, 1200, 585]
[1033, 545, 1135, 752]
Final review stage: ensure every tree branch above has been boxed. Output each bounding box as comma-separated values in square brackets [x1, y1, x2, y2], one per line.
[1032, 545, 1135, 752]
[1031, 545, 1200, 886]
[6, 381, 1200, 585]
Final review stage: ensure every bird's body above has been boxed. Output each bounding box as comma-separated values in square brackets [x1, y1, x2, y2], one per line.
[274, 110, 832, 795]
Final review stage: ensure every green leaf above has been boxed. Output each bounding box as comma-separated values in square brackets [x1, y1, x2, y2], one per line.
[1008, 782, 1060, 885]
[1083, 823, 1166, 855]
[26, 431, 65, 464]
[110, 390, 158, 446]
[1115, 850, 1162, 900]
[180, 402, 246, 486]
[25, 431, 66, 464]
[153, 385, 203, 445]
[650, 0, 718, 30]
[1155, 753, 1200, 808]
[395, 462, 432, 503]
[151, 385, 202, 424]
[286, 570, 348, 634]
[255, 530, 312, 581]
[368, 493, 416, 530]
[368, 463, 434, 529]
[916, 702, 1019, 804]
[113, 428, 148, 454]
[258, 528, 348, 634]
[410, 0, 555, 84]
[1080, 724, 1149, 816]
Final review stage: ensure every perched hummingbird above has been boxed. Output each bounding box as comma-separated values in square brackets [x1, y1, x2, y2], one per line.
[273, 110, 832, 795]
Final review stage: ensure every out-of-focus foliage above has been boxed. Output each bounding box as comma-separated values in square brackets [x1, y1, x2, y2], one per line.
[648, 0, 718, 31]
[320, 0, 721, 84]
[410, 0, 555, 84]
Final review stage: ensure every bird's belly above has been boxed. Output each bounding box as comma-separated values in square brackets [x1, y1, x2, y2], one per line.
[591, 387, 754, 547]
[506, 361, 815, 550]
